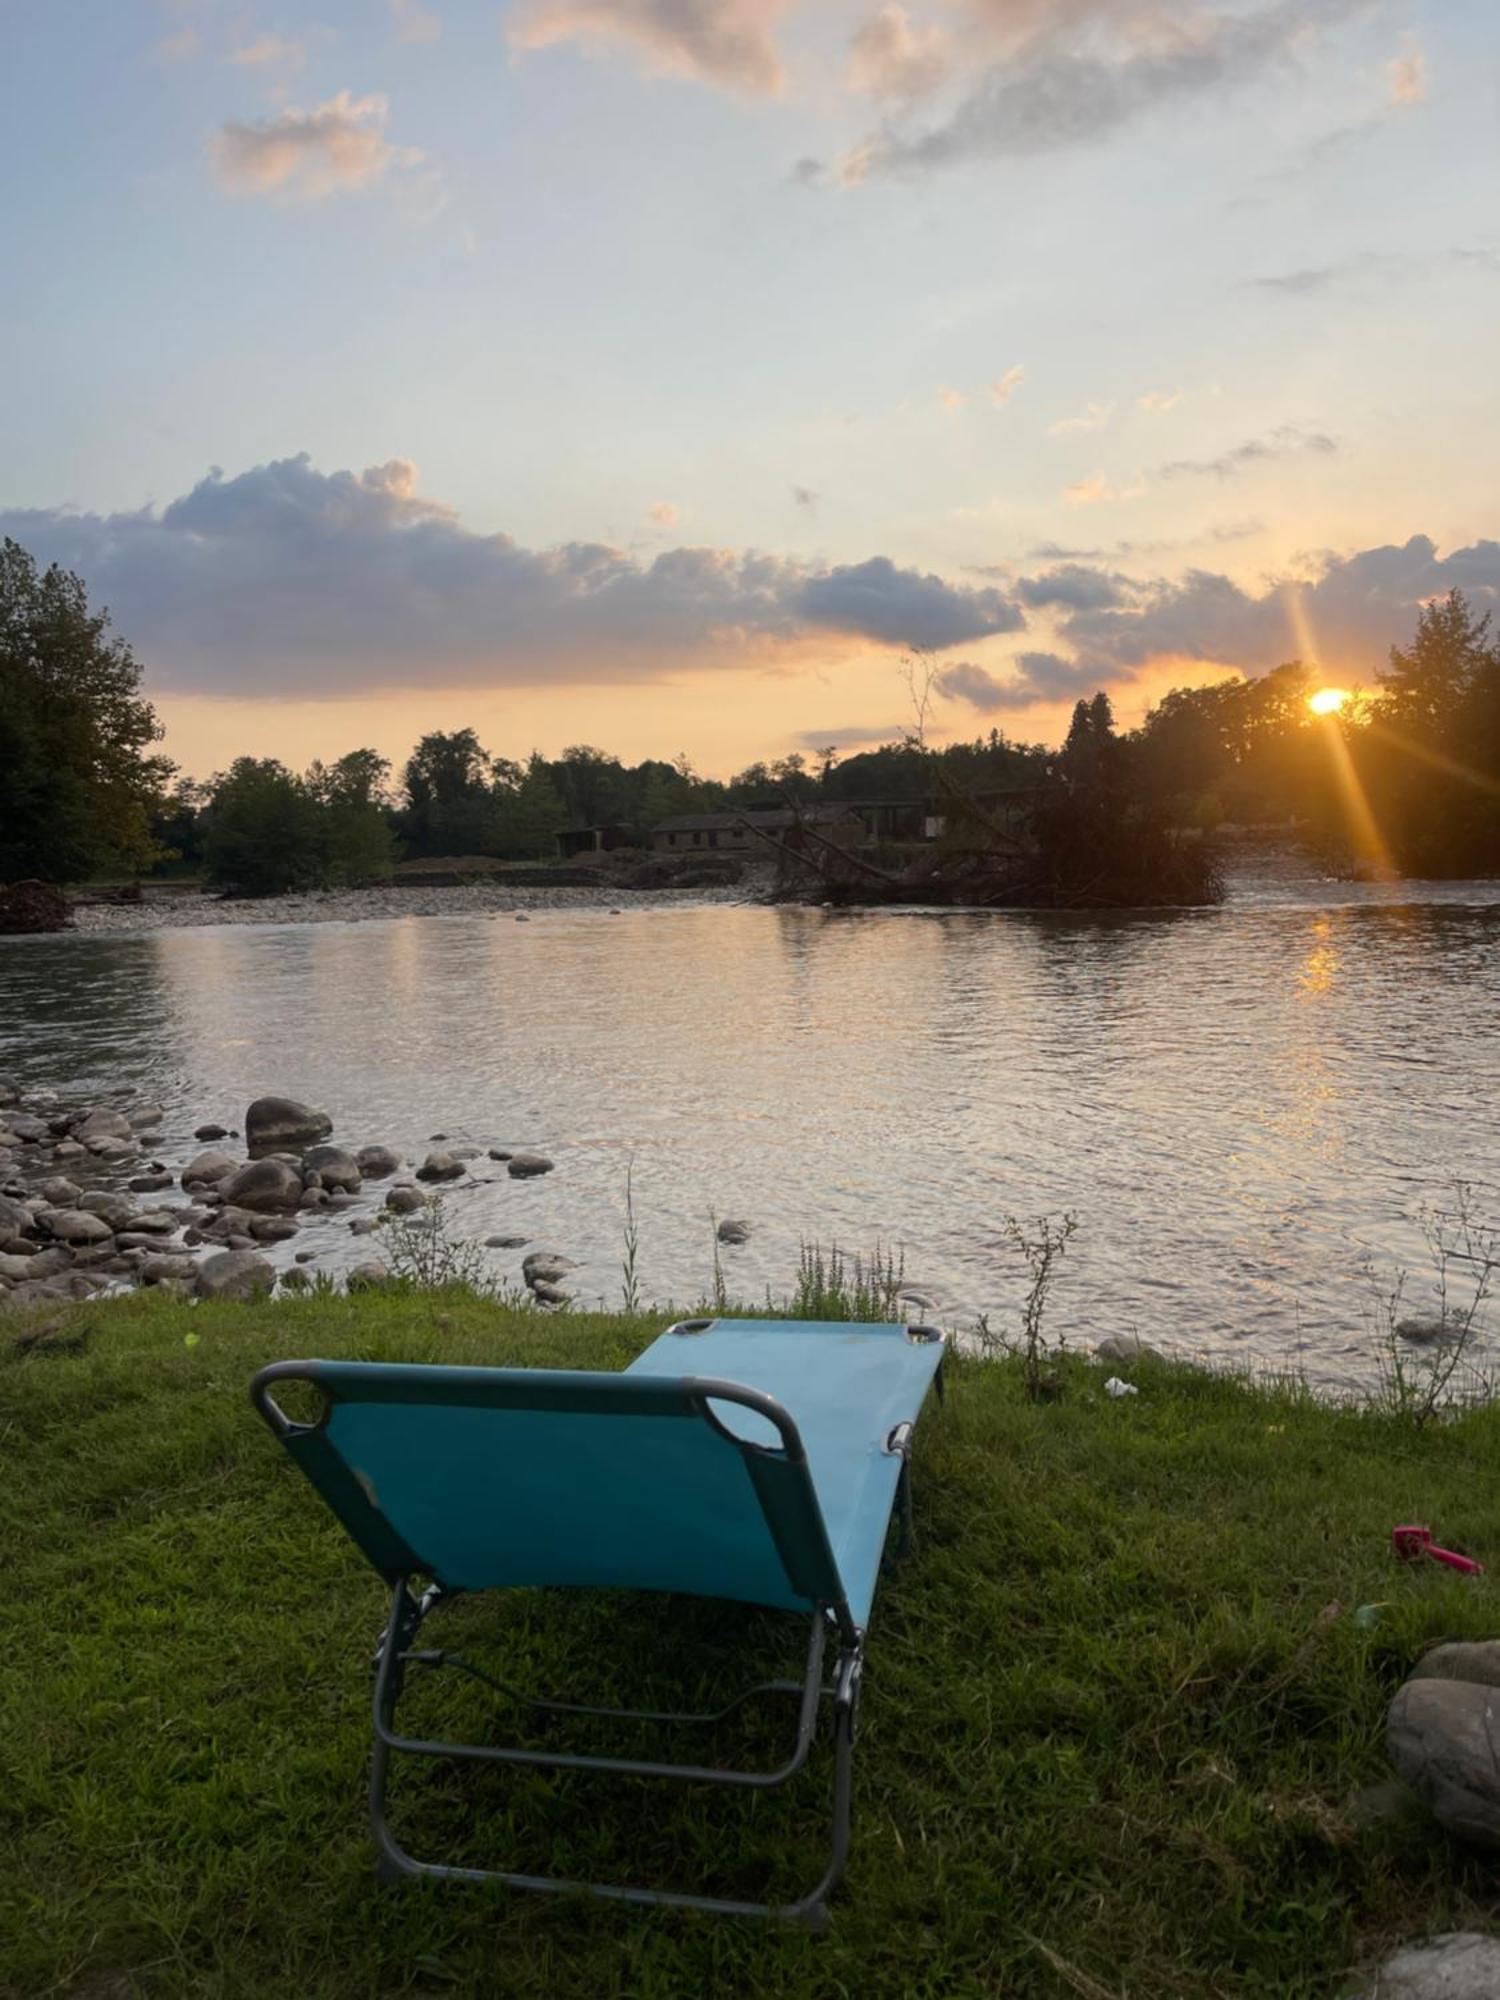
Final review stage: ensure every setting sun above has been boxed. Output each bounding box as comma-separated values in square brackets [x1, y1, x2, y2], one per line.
[1309, 687, 1353, 717]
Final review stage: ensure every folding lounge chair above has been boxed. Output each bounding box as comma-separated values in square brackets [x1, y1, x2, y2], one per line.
[250, 1315, 945, 1922]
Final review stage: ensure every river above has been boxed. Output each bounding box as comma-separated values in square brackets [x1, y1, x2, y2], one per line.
[3, 874, 1498, 1388]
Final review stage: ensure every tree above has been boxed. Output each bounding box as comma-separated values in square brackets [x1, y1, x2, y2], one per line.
[202, 759, 328, 896]
[400, 729, 492, 855]
[307, 749, 397, 884]
[490, 755, 569, 857]
[1380, 589, 1499, 739]
[0, 538, 172, 882]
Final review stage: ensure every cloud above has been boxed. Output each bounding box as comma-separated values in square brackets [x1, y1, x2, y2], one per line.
[648, 501, 680, 527]
[1025, 520, 1264, 561]
[1138, 388, 1182, 413]
[1064, 472, 1141, 507]
[1037, 535, 1500, 679]
[936, 651, 1107, 711]
[794, 724, 899, 750]
[231, 33, 306, 72]
[210, 91, 422, 201]
[156, 22, 201, 61]
[1387, 33, 1427, 106]
[1158, 424, 1336, 479]
[847, 5, 952, 101]
[391, 0, 441, 42]
[1049, 400, 1114, 436]
[939, 387, 967, 411]
[1, 454, 1026, 695]
[506, 0, 788, 95]
[1015, 562, 1130, 611]
[839, 0, 1352, 180]
[989, 365, 1025, 405]
[1248, 247, 1497, 297]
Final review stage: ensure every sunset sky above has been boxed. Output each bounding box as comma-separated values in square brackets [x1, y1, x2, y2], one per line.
[3, 0, 1497, 780]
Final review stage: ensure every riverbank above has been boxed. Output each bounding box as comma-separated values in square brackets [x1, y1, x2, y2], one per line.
[4, 1285, 1499, 1998]
[66, 873, 766, 933]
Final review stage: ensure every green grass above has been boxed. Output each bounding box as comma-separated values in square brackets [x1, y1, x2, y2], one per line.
[4, 1289, 1500, 1998]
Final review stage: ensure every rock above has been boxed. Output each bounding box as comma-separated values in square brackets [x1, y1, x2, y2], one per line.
[487, 1149, 513, 1162]
[716, 1218, 751, 1245]
[507, 1153, 554, 1178]
[417, 1152, 464, 1182]
[194, 1249, 275, 1301]
[386, 1185, 426, 1215]
[78, 1191, 136, 1229]
[128, 1103, 165, 1130]
[50, 1139, 86, 1160]
[355, 1145, 401, 1180]
[1397, 1314, 1467, 1348]
[1410, 1642, 1500, 1690]
[117, 1231, 179, 1252]
[22, 1245, 71, 1279]
[6, 1115, 49, 1144]
[294, 1250, 316, 1263]
[448, 1144, 482, 1161]
[347, 1260, 392, 1291]
[302, 1144, 362, 1193]
[128, 1171, 175, 1193]
[279, 1267, 313, 1292]
[327, 1189, 359, 1211]
[298, 1188, 329, 1210]
[73, 1108, 133, 1144]
[41, 1209, 114, 1245]
[245, 1096, 332, 1156]
[0, 1278, 76, 1312]
[219, 1158, 304, 1213]
[205, 1206, 258, 1240]
[87, 1135, 138, 1160]
[1387, 1680, 1500, 1848]
[249, 1215, 299, 1243]
[140, 1254, 198, 1286]
[0, 1077, 18, 1106]
[125, 1210, 180, 1234]
[486, 1234, 529, 1249]
[194, 1123, 229, 1141]
[0, 1252, 40, 1283]
[40, 1178, 82, 1207]
[182, 1147, 238, 1189]
[349, 1217, 378, 1236]
[1093, 1334, 1163, 1365]
[531, 1280, 571, 1305]
[0, 1193, 33, 1236]
[522, 1251, 576, 1287]
[1360, 1933, 1500, 1998]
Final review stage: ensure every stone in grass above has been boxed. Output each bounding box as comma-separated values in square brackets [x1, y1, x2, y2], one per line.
[1387, 1679, 1500, 1849]
[506, 1153, 554, 1179]
[347, 1260, 392, 1292]
[1359, 1932, 1500, 1998]
[523, 1252, 576, 1287]
[1093, 1334, 1163, 1365]
[531, 1280, 571, 1306]
[279, 1266, 314, 1292]
[140, 1254, 198, 1286]
[194, 1249, 275, 1301]
[1409, 1642, 1500, 1690]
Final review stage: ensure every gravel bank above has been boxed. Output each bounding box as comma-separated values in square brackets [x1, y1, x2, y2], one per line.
[70, 879, 764, 933]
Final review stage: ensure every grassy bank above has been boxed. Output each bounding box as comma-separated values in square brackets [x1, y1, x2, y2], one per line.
[4, 1290, 1500, 1999]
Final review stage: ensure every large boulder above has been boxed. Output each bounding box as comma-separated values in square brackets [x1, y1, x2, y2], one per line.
[80, 1191, 138, 1229]
[194, 1249, 275, 1301]
[507, 1152, 554, 1178]
[73, 1108, 133, 1145]
[1387, 1679, 1500, 1848]
[181, 1147, 238, 1189]
[355, 1144, 401, 1180]
[522, 1251, 576, 1288]
[39, 1178, 82, 1207]
[1360, 1933, 1500, 1998]
[302, 1144, 361, 1194]
[245, 1097, 331, 1155]
[219, 1158, 303, 1213]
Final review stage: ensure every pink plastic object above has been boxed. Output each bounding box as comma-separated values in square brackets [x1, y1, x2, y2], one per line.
[1392, 1524, 1484, 1576]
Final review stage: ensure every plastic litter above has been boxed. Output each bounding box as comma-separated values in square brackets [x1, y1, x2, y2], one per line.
[1104, 1376, 1139, 1399]
[1391, 1524, 1484, 1576]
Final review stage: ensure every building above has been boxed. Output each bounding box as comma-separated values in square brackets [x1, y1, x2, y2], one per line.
[650, 806, 865, 855]
[555, 823, 638, 859]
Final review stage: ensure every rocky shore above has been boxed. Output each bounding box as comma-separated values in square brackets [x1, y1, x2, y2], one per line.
[0, 1080, 578, 1313]
[69, 875, 764, 934]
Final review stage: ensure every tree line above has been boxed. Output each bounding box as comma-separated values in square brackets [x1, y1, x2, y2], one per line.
[4, 532, 1499, 898]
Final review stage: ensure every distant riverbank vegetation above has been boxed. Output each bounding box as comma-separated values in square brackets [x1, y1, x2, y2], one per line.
[4, 534, 1500, 918]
